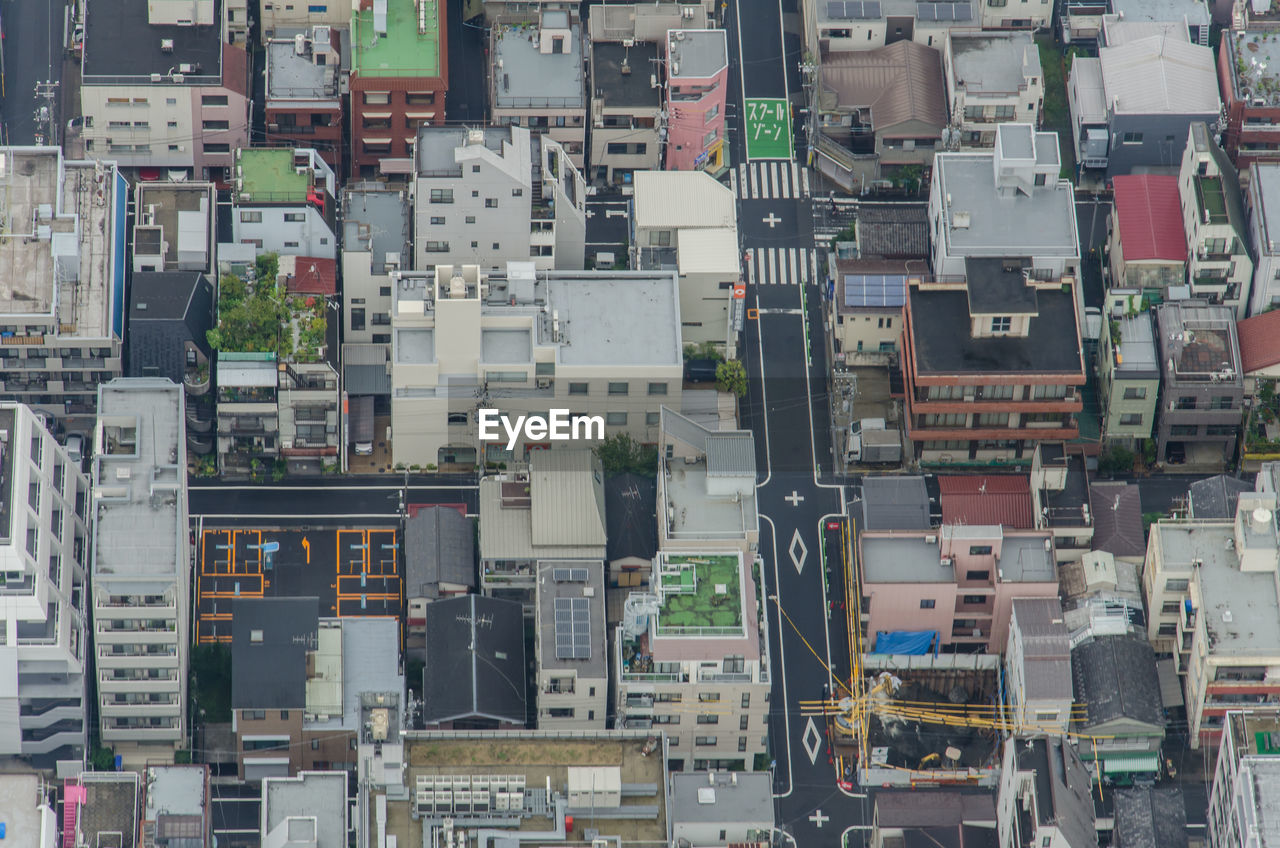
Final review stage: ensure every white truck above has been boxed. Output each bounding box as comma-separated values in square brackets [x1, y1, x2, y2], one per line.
[846, 418, 902, 465]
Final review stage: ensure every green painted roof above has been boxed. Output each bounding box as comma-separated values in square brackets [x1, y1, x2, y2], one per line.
[352, 0, 442, 78]
[1101, 751, 1159, 774]
[238, 149, 308, 201]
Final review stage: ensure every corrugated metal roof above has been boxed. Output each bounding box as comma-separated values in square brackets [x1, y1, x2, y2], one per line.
[479, 478, 606, 561]
[938, 475, 1034, 528]
[1112, 175, 1187, 262]
[1071, 57, 1107, 123]
[706, 432, 756, 477]
[342, 343, 390, 366]
[676, 227, 740, 275]
[1099, 34, 1219, 115]
[819, 39, 947, 131]
[633, 170, 736, 230]
[529, 449, 608, 548]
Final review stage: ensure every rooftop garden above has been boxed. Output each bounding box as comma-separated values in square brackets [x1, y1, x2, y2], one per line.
[206, 253, 328, 362]
[655, 554, 744, 634]
[1247, 379, 1280, 455]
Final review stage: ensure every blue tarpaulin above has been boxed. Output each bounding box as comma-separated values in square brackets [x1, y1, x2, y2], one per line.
[873, 630, 939, 655]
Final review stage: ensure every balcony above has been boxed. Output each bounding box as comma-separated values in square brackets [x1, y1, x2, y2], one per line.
[624, 693, 655, 710]
[184, 364, 211, 396]
[99, 674, 179, 694]
[698, 670, 754, 684]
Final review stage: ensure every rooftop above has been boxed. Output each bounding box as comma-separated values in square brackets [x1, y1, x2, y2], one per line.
[907, 283, 1084, 375]
[351, 0, 442, 78]
[939, 474, 1034, 528]
[1229, 31, 1280, 105]
[1090, 483, 1146, 558]
[835, 258, 928, 311]
[604, 473, 658, 563]
[1111, 311, 1160, 380]
[633, 170, 736, 230]
[819, 39, 948, 131]
[1189, 474, 1255, 520]
[545, 274, 681, 366]
[237, 149, 310, 201]
[82, 0, 224, 83]
[415, 126, 515, 176]
[667, 29, 728, 79]
[1238, 309, 1280, 374]
[1098, 34, 1219, 115]
[342, 183, 410, 277]
[0, 148, 119, 341]
[860, 475, 932, 530]
[92, 379, 185, 579]
[230, 597, 318, 710]
[537, 560, 606, 676]
[144, 765, 207, 822]
[669, 771, 772, 826]
[0, 774, 47, 848]
[134, 182, 216, 273]
[79, 773, 140, 848]
[1072, 634, 1166, 730]
[266, 39, 340, 106]
[1113, 787, 1189, 848]
[592, 42, 662, 110]
[650, 554, 746, 636]
[861, 529, 1056, 583]
[1112, 175, 1187, 263]
[1111, 0, 1209, 27]
[1155, 301, 1243, 385]
[405, 506, 475, 599]
[964, 258, 1040, 315]
[853, 204, 930, 259]
[263, 771, 347, 848]
[492, 23, 585, 110]
[1252, 163, 1280, 256]
[423, 595, 526, 726]
[818, 0, 976, 23]
[949, 31, 1041, 94]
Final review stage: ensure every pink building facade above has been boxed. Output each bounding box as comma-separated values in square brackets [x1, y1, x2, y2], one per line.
[664, 29, 729, 174]
[858, 525, 1060, 653]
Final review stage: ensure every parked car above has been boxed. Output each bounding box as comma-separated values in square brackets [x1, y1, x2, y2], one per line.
[65, 433, 84, 467]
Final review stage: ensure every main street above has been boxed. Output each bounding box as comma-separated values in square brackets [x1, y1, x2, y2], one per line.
[188, 475, 479, 520]
[0, 0, 69, 145]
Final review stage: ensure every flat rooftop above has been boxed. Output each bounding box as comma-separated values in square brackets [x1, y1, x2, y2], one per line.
[0, 149, 116, 340]
[1231, 31, 1280, 98]
[862, 530, 1056, 583]
[1240, 758, 1280, 847]
[0, 774, 46, 848]
[82, 0, 223, 83]
[1228, 711, 1280, 758]
[592, 42, 662, 110]
[668, 29, 728, 79]
[93, 380, 185, 579]
[935, 152, 1078, 256]
[908, 284, 1083, 375]
[546, 274, 681, 366]
[145, 765, 206, 819]
[134, 182, 216, 273]
[351, 0, 442, 78]
[343, 183, 410, 276]
[80, 774, 140, 848]
[950, 31, 1041, 94]
[396, 328, 436, 364]
[653, 554, 745, 635]
[493, 25, 585, 110]
[965, 258, 1040, 315]
[482, 328, 532, 364]
[1156, 302, 1242, 385]
[238, 149, 309, 202]
[416, 126, 513, 175]
[1254, 164, 1280, 256]
[1113, 312, 1159, 379]
[663, 459, 758, 538]
[264, 772, 347, 848]
[538, 561, 607, 677]
[1111, 0, 1209, 25]
[267, 40, 339, 103]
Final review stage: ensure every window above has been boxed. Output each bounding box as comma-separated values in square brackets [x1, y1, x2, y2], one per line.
[697, 714, 719, 724]
[652, 714, 680, 725]
[485, 198, 499, 208]
[548, 708, 574, 718]
[448, 412, 468, 425]
[1032, 385, 1068, 400]
[695, 736, 718, 746]
[239, 211, 262, 223]
[703, 128, 719, 147]
[430, 189, 454, 204]
[424, 241, 450, 253]
[364, 92, 390, 105]
[244, 710, 266, 720]
[646, 411, 661, 426]
[723, 656, 745, 673]
[380, 286, 392, 296]
[966, 570, 991, 580]
[606, 412, 627, 426]
[698, 692, 720, 702]
[649, 230, 672, 247]
[1122, 386, 1147, 400]
[1119, 413, 1144, 426]
[351, 308, 366, 331]
[1158, 623, 1178, 636]
[1175, 395, 1198, 410]
[1165, 578, 1189, 592]
[472, 164, 481, 173]
[512, 188, 523, 197]
[311, 739, 320, 750]
[608, 382, 629, 395]
[1170, 424, 1198, 436]
[1122, 132, 1144, 144]
[706, 103, 720, 121]
[283, 212, 305, 222]
[202, 94, 228, 106]
[280, 710, 290, 720]
[741, 693, 750, 708]
[990, 316, 1012, 333]
[492, 242, 500, 250]
[202, 120, 229, 130]
[969, 545, 993, 556]
[568, 382, 588, 395]
[1162, 601, 1182, 615]
[920, 599, 936, 609]
[975, 412, 1009, 427]
[465, 216, 476, 224]
[284, 241, 299, 248]
[205, 143, 230, 153]
[963, 595, 986, 605]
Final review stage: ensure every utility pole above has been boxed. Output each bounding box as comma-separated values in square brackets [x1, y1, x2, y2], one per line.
[33, 80, 60, 147]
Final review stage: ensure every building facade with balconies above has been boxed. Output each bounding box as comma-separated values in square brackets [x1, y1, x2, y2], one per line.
[614, 552, 771, 772]
[261, 0, 354, 40]
[1219, 30, 1280, 168]
[1098, 310, 1160, 445]
[1209, 710, 1280, 848]
[588, 41, 663, 185]
[232, 148, 337, 259]
[944, 31, 1042, 149]
[264, 29, 345, 174]
[91, 379, 189, 766]
[0, 404, 92, 764]
[1179, 123, 1254, 316]
[664, 29, 729, 174]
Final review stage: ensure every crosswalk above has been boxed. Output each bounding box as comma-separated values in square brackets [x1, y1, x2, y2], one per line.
[733, 161, 810, 200]
[747, 247, 818, 286]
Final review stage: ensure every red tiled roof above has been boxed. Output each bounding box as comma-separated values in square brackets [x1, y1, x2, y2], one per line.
[282, 257, 337, 295]
[938, 475, 1034, 529]
[1237, 309, 1280, 374]
[1112, 174, 1187, 263]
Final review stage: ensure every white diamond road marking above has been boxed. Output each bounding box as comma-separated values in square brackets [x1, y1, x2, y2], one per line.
[788, 528, 808, 575]
[801, 717, 823, 765]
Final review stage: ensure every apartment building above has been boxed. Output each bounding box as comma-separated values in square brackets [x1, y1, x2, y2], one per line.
[349, 0, 448, 175]
[665, 29, 729, 174]
[534, 560, 607, 729]
[264, 28, 344, 173]
[944, 32, 1042, 148]
[588, 41, 663, 184]
[859, 524, 1059, 652]
[1246, 162, 1280, 315]
[996, 737, 1096, 848]
[261, 771, 348, 848]
[632, 170, 740, 355]
[342, 182, 409, 348]
[1179, 123, 1253, 315]
[1145, 493, 1280, 747]
[133, 180, 217, 276]
[1062, 0, 1210, 48]
[232, 148, 337, 259]
[615, 552, 772, 772]
[829, 259, 922, 365]
[929, 124, 1081, 319]
[1209, 710, 1280, 848]
[91, 379, 189, 766]
[0, 148, 126, 428]
[413, 126, 586, 273]
[1107, 174, 1187, 293]
[142, 764, 211, 848]
[388, 264, 682, 468]
[1098, 311, 1160, 445]
[261, 0, 354, 39]
[587, 2, 713, 44]
[815, 0, 976, 54]
[0, 404, 92, 764]
[80, 0, 249, 177]
[490, 13, 587, 168]
[979, 0, 1052, 28]
[1219, 30, 1280, 167]
[1004, 598, 1072, 736]
[1153, 300, 1244, 468]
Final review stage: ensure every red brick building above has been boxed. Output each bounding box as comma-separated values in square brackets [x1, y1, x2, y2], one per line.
[1219, 30, 1280, 167]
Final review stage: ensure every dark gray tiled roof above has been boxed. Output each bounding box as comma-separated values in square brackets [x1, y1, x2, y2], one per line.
[1188, 474, 1254, 519]
[405, 507, 476, 599]
[1071, 634, 1166, 731]
[423, 595, 526, 726]
[231, 597, 318, 710]
[855, 203, 929, 258]
[605, 473, 658, 562]
[860, 476, 931, 530]
[1114, 787, 1188, 848]
[127, 272, 215, 383]
[1090, 482, 1146, 558]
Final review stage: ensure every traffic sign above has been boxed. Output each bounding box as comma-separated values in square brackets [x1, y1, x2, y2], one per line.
[744, 97, 793, 160]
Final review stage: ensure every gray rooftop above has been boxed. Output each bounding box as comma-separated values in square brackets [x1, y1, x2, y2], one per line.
[266, 39, 339, 103]
[423, 594, 527, 725]
[396, 328, 436, 364]
[263, 771, 347, 848]
[1090, 483, 1146, 558]
[667, 29, 728, 79]
[537, 560, 607, 676]
[134, 182, 217, 273]
[231, 597, 318, 710]
[80, 773, 140, 848]
[1111, 0, 1210, 26]
[493, 25, 585, 109]
[92, 379, 186, 580]
[1072, 634, 1165, 730]
[546, 274, 681, 366]
[1254, 164, 1280, 257]
[1155, 301, 1243, 387]
[416, 127, 511, 175]
[0, 775, 47, 848]
[405, 506, 476, 600]
[592, 42, 662, 110]
[860, 476, 932, 531]
[1113, 787, 1189, 848]
[144, 765, 207, 822]
[1012, 597, 1073, 701]
[1113, 311, 1160, 380]
[669, 772, 773, 825]
[342, 182, 410, 276]
[861, 529, 1055, 583]
[1189, 475, 1255, 519]
[306, 617, 404, 733]
[481, 328, 533, 363]
[950, 31, 1041, 94]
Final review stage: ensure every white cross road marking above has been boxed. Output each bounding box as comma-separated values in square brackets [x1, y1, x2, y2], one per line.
[763, 212, 783, 228]
[809, 810, 830, 829]
[788, 528, 808, 575]
[801, 717, 823, 764]
[785, 490, 804, 506]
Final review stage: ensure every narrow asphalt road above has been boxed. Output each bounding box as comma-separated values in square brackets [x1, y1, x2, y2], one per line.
[0, 0, 69, 145]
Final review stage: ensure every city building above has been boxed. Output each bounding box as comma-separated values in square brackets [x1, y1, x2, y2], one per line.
[1189, 474, 1254, 519]
[943, 31, 1043, 148]
[0, 148, 127, 428]
[1113, 787, 1189, 848]
[355, 730, 670, 848]
[0, 773, 57, 848]
[1237, 310, 1280, 402]
[815, 0, 976, 54]
[388, 265, 682, 468]
[479, 449, 607, 607]
[587, 1, 713, 44]
[261, 771, 348, 848]
[127, 272, 216, 387]
[1208, 710, 1280, 848]
[928, 125, 1081, 318]
[979, 0, 1052, 29]
[535, 560, 607, 729]
[815, 40, 948, 191]
[1067, 34, 1219, 178]
[232, 148, 337, 259]
[853, 204, 930, 259]
[342, 182, 410, 347]
[0, 404, 91, 764]
[632, 170, 741, 355]
[1107, 174, 1187, 294]
[588, 41, 663, 184]
[870, 791, 997, 848]
[858, 524, 1059, 652]
[604, 472, 658, 584]
[859, 475, 932, 531]
[260, 0, 354, 39]
[658, 408, 759, 558]
[349, 0, 448, 176]
[1061, 0, 1211, 48]
[1029, 445, 1094, 564]
[73, 771, 140, 848]
[939, 473, 1034, 528]
[142, 764, 210, 848]
[1071, 633, 1166, 781]
[670, 771, 774, 846]
[664, 29, 729, 174]
[615, 552, 771, 771]
[80, 0, 249, 177]
[1178, 123, 1254, 315]
[404, 506, 475, 638]
[1145, 493, 1280, 747]
[91, 378, 189, 767]
[1246, 162, 1280, 315]
[132, 180, 217, 276]
[1088, 482, 1146, 564]
[995, 736, 1096, 848]
[829, 259, 926, 366]
[423, 594, 527, 729]
[899, 263, 1086, 464]
[1098, 311, 1160, 445]
[413, 126, 586, 273]
[1220, 29, 1280, 168]
[264, 28, 344, 173]
[490, 13, 587, 168]
[1004, 598, 1072, 736]
[1153, 300, 1244, 468]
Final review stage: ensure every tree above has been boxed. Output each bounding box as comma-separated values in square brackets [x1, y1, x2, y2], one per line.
[595, 433, 658, 475]
[716, 359, 747, 398]
[890, 164, 923, 193]
[683, 341, 724, 363]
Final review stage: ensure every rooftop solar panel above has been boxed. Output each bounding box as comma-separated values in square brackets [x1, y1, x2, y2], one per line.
[843, 274, 908, 308]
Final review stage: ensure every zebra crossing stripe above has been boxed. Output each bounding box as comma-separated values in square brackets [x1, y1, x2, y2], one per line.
[800, 166, 810, 198]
